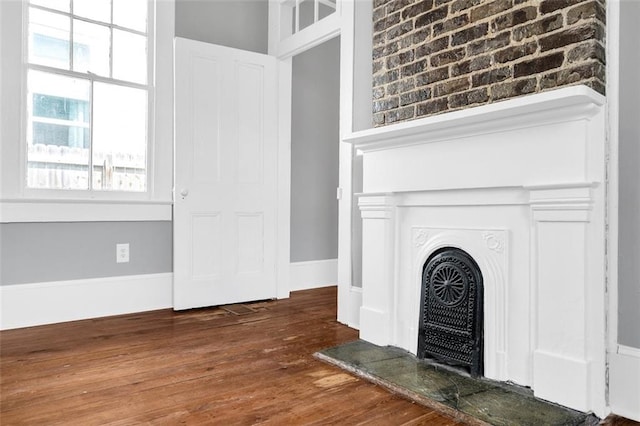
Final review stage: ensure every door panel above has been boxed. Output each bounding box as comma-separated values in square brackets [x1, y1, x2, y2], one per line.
[191, 213, 222, 279]
[236, 63, 264, 184]
[174, 38, 278, 310]
[236, 213, 264, 274]
[192, 56, 221, 184]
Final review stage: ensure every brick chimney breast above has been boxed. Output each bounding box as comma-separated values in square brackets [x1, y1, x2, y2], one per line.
[371, 0, 606, 126]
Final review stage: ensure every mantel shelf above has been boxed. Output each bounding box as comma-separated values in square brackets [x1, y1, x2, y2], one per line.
[344, 85, 605, 153]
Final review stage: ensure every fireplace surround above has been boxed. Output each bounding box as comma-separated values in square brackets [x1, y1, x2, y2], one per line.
[347, 86, 608, 417]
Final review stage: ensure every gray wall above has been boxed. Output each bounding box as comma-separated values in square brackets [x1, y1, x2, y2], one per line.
[618, 0, 640, 349]
[352, 0, 372, 132]
[175, 0, 268, 54]
[0, 222, 172, 285]
[2, 1, 268, 287]
[290, 37, 340, 262]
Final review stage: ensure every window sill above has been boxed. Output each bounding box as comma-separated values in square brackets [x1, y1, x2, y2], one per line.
[0, 199, 172, 223]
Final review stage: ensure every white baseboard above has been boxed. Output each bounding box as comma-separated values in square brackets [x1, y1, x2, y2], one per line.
[0, 273, 173, 330]
[610, 345, 640, 421]
[348, 286, 362, 330]
[289, 259, 337, 291]
[533, 350, 589, 412]
[359, 305, 391, 347]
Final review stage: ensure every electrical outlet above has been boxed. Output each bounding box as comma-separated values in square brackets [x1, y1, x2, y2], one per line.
[116, 243, 130, 263]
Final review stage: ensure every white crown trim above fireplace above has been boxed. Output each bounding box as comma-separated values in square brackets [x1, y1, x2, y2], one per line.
[349, 86, 608, 417]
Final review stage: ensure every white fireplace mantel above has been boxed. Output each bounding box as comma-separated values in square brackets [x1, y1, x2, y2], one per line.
[344, 85, 604, 153]
[348, 86, 608, 417]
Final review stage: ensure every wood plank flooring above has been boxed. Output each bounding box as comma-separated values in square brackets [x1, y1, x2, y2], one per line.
[1, 286, 463, 425]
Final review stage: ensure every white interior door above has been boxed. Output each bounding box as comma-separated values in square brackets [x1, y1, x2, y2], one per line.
[174, 38, 279, 310]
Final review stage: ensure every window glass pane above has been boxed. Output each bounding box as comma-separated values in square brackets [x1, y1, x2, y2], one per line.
[27, 70, 90, 190]
[299, 0, 315, 31]
[30, 0, 70, 13]
[73, 0, 111, 23]
[318, 1, 336, 20]
[113, 0, 146, 32]
[32, 122, 89, 148]
[92, 83, 147, 192]
[112, 30, 147, 84]
[29, 7, 70, 70]
[73, 20, 110, 76]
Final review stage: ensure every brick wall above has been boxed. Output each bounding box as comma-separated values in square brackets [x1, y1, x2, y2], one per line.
[372, 0, 606, 126]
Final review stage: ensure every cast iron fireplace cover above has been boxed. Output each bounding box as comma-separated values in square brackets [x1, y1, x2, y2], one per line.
[418, 247, 483, 377]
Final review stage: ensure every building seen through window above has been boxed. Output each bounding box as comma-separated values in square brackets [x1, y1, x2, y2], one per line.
[26, 0, 149, 192]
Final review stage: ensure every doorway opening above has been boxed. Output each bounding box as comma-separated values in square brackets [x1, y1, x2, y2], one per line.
[289, 37, 341, 291]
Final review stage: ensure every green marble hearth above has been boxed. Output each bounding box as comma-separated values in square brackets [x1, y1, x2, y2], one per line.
[315, 340, 598, 426]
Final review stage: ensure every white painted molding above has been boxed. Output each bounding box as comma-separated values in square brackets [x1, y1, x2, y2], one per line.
[276, 13, 341, 59]
[528, 181, 606, 414]
[347, 286, 362, 330]
[534, 350, 589, 411]
[529, 185, 595, 223]
[338, 0, 360, 328]
[610, 346, 640, 421]
[344, 86, 605, 153]
[289, 259, 338, 291]
[358, 193, 396, 346]
[400, 186, 529, 207]
[358, 194, 394, 219]
[0, 200, 172, 222]
[0, 273, 173, 330]
[606, 0, 621, 364]
[276, 58, 293, 300]
[618, 345, 640, 358]
[269, 0, 341, 60]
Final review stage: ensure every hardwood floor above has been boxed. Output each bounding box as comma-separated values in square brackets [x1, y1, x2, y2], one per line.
[1, 286, 463, 425]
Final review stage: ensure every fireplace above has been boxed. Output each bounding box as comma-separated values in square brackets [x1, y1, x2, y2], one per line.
[347, 86, 609, 418]
[418, 247, 484, 377]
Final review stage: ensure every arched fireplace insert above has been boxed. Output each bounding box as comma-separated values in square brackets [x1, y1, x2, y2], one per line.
[418, 247, 484, 377]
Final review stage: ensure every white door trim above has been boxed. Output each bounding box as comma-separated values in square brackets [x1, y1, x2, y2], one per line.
[268, 0, 341, 60]
[606, 0, 620, 362]
[276, 57, 292, 299]
[337, 0, 369, 328]
[268, 1, 350, 312]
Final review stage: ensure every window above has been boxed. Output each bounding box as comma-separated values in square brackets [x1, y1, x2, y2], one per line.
[26, 0, 151, 192]
[290, 0, 336, 35]
[269, 0, 339, 58]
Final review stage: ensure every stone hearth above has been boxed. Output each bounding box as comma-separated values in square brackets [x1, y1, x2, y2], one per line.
[316, 340, 598, 426]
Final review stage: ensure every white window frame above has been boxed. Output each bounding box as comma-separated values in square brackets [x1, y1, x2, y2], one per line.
[0, 0, 174, 222]
[268, 0, 340, 59]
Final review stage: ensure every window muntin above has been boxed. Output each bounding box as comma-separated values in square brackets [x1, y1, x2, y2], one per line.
[26, 1, 150, 192]
[29, 0, 70, 13]
[288, 0, 337, 36]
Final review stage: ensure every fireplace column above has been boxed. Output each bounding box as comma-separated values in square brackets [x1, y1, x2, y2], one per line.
[358, 194, 395, 346]
[529, 184, 606, 413]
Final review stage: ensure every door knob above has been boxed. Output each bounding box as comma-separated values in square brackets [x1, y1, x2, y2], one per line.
[180, 188, 189, 198]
